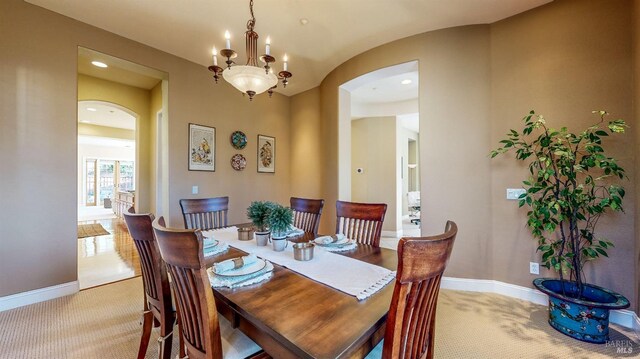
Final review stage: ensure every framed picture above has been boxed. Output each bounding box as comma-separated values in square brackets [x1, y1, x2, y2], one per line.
[257, 134, 275, 173]
[189, 123, 215, 171]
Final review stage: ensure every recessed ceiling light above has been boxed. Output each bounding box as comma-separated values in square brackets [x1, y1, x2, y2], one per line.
[86, 107, 97, 112]
[300, 18, 309, 25]
[91, 61, 108, 68]
[401, 79, 412, 85]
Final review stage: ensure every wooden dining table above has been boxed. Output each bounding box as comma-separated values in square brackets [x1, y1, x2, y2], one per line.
[204, 232, 397, 359]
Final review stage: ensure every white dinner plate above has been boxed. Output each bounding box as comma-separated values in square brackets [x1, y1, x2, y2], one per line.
[314, 235, 350, 246]
[214, 258, 267, 277]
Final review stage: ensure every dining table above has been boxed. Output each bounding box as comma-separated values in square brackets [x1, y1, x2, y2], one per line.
[204, 231, 398, 359]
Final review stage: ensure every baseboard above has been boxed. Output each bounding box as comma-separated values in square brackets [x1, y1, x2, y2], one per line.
[441, 277, 639, 330]
[0, 281, 79, 312]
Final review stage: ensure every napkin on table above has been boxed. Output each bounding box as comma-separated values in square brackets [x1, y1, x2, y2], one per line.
[315, 234, 346, 244]
[285, 225, 305, 238]
[213, 254, 258, 273]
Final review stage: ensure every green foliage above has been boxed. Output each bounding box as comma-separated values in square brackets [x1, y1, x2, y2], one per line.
[246, 201, 276, 232]
[491, 110, 627, 295]
[268, 204, 293, 238]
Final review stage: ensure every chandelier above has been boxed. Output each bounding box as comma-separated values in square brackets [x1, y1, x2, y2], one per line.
[208, 0, 292, 100]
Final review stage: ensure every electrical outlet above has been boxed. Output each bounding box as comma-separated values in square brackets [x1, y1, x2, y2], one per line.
[507, 188, 526, 200]
[529, 262, 540, 275]
[192, 186, 199, 195]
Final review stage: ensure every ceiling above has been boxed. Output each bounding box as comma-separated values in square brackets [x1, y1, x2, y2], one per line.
[28, 0, 551, 96]
[78, 101, 136, 130]
[351, 71, 418, 105]
[78, 47, 164, 90]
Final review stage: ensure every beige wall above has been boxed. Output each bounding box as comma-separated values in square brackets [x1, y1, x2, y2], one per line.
[0, 0, 290, 297]
[296, 0, 637, 309]
[2, 0, 638, 314]
[491, 0, 635, 308]
[315, 25, 493, 278]
[290, 87, 323, 200]
[78, 74, 153, 212]
[167, 91, 292, 228]
[351, 117, 398, 232]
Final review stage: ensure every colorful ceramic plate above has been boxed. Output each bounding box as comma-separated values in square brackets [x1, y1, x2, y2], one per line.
[230, 131, 247, 149]
[214, 258, 267, 277]
[231, 154, 247, 171]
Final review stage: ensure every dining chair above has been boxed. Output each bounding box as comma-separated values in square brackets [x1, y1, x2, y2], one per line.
[122, 207, 185, 359]
[151, 216, 265, 359]
[290, 197, 324, 236]
[366, 221, 457, 359]
[335, 200, 387, 247]
[180, 196, 229, 230]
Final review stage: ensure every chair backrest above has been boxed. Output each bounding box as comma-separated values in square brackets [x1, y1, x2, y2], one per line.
[180, 197, 229, 230]
[335, 200, 387, 247]
[382, 221, 457, 359]
[122, 207, 173, 318]
[152, 217, 223, 359]
[290, 197, 324, 236]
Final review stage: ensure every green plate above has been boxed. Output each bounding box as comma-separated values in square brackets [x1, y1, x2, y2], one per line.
[230, 131, 247, 149]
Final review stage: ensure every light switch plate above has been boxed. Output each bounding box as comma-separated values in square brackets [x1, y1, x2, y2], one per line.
[506, 188, 526, 200]
[192, 186, 198, 195]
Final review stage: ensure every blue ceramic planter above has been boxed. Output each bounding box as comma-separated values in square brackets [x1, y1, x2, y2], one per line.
[533, 278, 629, 344]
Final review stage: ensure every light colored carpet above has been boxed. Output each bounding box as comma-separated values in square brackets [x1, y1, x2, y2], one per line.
[77, 223, 110, 239]
[0, 277, 638, 358]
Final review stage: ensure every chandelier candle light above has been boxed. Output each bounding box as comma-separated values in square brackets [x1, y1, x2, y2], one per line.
[208, 0, 292, 100]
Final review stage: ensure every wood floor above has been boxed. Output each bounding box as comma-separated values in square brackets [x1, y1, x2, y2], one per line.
[77, 218, 141, 289]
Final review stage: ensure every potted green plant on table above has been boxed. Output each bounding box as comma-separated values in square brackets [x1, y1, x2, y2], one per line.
[247, 201, 275, 246]
[268, 204, 293, 252]
[491, 110, 630, 343]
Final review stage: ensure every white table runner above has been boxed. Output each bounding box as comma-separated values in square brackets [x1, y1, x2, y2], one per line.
[203, 227, 396, 300]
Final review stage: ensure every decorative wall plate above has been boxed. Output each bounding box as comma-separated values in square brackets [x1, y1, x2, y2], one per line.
[230, 131, 248, 149]
[231, 154, 247, 171]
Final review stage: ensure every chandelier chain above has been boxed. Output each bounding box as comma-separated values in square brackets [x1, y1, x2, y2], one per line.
[246, 0, 256, 31]
[209, 0, 291, 100]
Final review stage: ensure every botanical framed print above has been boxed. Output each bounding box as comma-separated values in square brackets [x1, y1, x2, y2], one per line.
[189, 123, 215, 171]
[257, 134, 275, 173]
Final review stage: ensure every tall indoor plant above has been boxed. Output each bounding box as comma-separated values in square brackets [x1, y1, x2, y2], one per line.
[491, 110, 629, 343]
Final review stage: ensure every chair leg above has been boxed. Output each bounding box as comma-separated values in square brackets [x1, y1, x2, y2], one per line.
[137, 310, 154, 359]
[157, 328, 174, 359]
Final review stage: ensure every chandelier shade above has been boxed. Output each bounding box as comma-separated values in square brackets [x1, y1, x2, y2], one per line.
[222, 65, 278, 96]
[208, 0, 292, 100]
